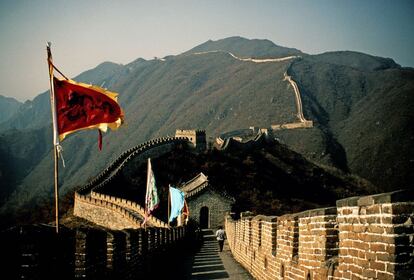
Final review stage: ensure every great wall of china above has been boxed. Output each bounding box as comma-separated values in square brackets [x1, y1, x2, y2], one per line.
[71, 127, 413, 280]
[74, 136, 191, 229]
[225, 189, 414, 280]
[2, 222, 192, 279]
[4, 128, 413, 279]
[3, 51, 413, 279]
[193, 50, 313, 131]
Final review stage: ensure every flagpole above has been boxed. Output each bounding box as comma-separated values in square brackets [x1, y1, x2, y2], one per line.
[47, 42, 59, 234]
[144, 158, 150, 230]
[167, 185, 170, 228]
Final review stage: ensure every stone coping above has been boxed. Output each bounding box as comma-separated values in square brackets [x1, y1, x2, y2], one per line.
[295, 206, 337, 218]
[252, 215, 277, 222]
[239, 207, 337, 222]
[336, 189, 414, 207]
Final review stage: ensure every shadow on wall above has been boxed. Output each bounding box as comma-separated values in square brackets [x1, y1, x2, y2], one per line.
[0, 223, 202, 280]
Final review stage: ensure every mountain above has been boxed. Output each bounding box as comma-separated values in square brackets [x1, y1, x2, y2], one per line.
[0, 62, 124, 131]
[184, 36, 303, 58]
[0, 36, 412, 226]
[0, 95, 22, 123]
[0, 127, 52, 205]
[280, 52, 414, 189]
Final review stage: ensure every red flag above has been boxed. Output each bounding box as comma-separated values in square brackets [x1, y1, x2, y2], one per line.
[53, 77, 124, 142]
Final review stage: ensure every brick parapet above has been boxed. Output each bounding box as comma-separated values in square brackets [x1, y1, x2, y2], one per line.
[78, 136, 188, 195]
[74, 136, 189, 231]
[89, 191, 167, 228]
[334, 189, 414, 280]
[225, 189, 414, 280]
[1, 224, 191, 279]
[74, 193, 142, 230]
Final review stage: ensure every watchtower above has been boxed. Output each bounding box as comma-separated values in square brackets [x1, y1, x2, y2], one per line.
[175, 129, 206, 152]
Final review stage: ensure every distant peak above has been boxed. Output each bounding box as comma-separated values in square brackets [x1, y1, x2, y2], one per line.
[95, 61, 123, 69]
[0, 94, 22, 104]
[184, 36, 303, 58]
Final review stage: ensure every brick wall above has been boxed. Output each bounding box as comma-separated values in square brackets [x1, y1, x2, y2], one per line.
[89, 192, 168, 228]
[1, 224, 196, 279]
[334, 190, 414, 280]
[225, 189, 414, 280]
[187, 188, 232, 229]
[73, 193, 142, 230]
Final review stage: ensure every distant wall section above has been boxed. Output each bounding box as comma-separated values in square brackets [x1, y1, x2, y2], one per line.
[175, 129, 206, 152]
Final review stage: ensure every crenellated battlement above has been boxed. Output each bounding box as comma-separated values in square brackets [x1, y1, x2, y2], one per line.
[225, 189, 414, 280]
[74, 136, 192, 229]
[175, 129, 206, 151]
[1, 223, 194, 279]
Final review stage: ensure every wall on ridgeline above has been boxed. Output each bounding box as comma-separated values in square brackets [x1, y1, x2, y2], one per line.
[271, 120, 313, 130]
[120, 138, 188, 181]
[175, 129, 207, 152]
[73, 193, 142, 230]
[1, 224, 198, 280]
[225, 189, 414, 280]
[77, 137, 190, 196]
[215, 130, 268, 151]
[73, 137, 189, 230]
[89, 191, 168, 228]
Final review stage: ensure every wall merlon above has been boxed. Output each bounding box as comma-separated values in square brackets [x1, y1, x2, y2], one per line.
[337, 189, 414, 207]
[297, 206, 337, 218]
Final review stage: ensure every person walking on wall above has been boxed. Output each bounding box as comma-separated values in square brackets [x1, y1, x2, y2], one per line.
[215, 226, 226, 252]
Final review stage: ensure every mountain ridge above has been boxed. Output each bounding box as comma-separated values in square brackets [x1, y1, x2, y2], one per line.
[0, 36, 412, 226]
[0, 95, 22, 123]
[183, 36, 303, 58]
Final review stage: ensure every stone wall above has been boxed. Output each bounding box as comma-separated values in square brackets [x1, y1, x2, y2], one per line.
[73, 137, 189, 229]
[92, 192, 167, 227]
[187, 188, 233, 229]
[216, 130, 268, 151]
[77, 137, 189, 196]
[175, 129, 206, 151]
[74, 192, 169, 229]
[1, 224, 197, 279]
[74, 193, 142, 230]
[271, 120, 313, 130]
[225, 189, 414, 280]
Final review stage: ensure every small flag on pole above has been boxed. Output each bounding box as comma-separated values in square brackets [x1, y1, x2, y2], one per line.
[144, 158, 159, 225]
[169, 186, 185, 222]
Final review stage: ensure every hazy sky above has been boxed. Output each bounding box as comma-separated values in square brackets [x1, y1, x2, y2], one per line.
[1, 0, 413, 101]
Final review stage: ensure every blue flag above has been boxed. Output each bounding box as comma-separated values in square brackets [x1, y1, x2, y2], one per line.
[169, 186, 185, 222]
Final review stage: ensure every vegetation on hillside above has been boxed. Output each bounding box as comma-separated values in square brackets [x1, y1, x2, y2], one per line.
[100, 142, 376, 221]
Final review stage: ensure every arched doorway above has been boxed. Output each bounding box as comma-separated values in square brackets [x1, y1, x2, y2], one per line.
[199, 206, 209, 229]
